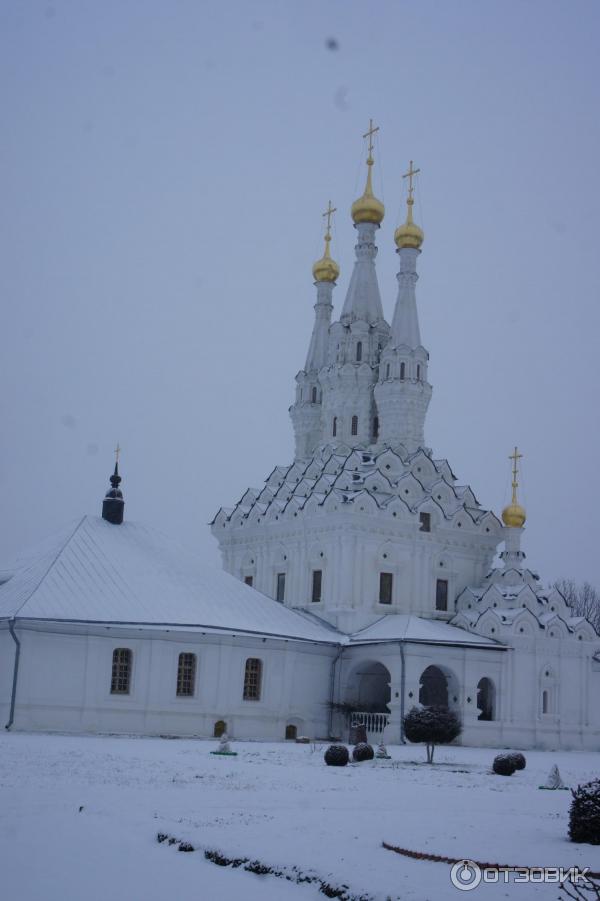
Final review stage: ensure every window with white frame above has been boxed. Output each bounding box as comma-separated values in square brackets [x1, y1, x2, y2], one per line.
[176, 652, 196, 697]
[111, 648, 132, 694]
[243, 658, 262, 701]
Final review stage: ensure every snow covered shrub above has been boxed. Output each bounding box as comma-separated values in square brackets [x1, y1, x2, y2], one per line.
[569, 779, 600, 845]
[352, 742, 375, 762]
[403, 706, 462, 763]
[324, 744, 349, 767]
[509, 752, 526, 771]
[493, 754, 517, 776]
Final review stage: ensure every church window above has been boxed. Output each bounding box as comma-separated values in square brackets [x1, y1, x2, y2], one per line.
[400, 362, 405, 380]
[373, 417, 379, 440]
[244, 575, 253, 587]
[419, 512, 431, 532]
[311, 386, 317, 403]
[311, 569, 322, 603]
[477, 677, 495, 721]
[379, 572, 393, 604]
[385, 363, 390, 379]
[436, 579, 449, 611]
[356, 341, 362, 362]
[243, 658, 262, 701]
[276, 572, 286, 602]
[417, 364, 421, 380]
[176, 653, 196, 697]
[351, 415, 358, 436]
[111, 648, 132, 695]
[213, 719, 227, 737]
[285, 724, 297, 740]
[542, 690, 549, 714]
[332, 417, 337, 437]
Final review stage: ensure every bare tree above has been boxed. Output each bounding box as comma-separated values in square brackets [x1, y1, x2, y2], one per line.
[553, 579, 600, 634]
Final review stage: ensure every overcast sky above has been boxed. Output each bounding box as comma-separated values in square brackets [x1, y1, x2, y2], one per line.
[1, 0, 599, 588]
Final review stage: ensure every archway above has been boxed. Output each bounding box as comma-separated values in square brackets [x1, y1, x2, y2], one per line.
[345, 660, 391, 712]
[419, 665, 449, 708]
[477, 677, 495, 721]
[213, 720, 227, 738]
[285, 724, 298, 740]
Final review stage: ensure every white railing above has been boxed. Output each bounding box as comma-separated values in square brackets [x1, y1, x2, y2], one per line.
[351, 711, 389, 735]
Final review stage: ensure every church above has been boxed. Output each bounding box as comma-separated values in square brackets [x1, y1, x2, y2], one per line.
[2, 124, 599, 750]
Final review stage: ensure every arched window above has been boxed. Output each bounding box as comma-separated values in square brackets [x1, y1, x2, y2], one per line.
[176, 652, 197, 697]
[400, 362, 405, 380]
[419, 665, 448, 708]
[373, 417, 379, 440]
[111, 648, 132, 695]
[213, 719, 227, 737]
[351, 415, 358, 436]
[285, 724, 297, 740]
[416, 364, 421, 381]
[311, 386, 317, 403]
[243, 658, 263, 701]
[332, 416, 337, 437]
[542, 690, 550, 714]
[477, 677, 495, 721]
[385, 363, 390, 379]
[356, 341, 362, 362]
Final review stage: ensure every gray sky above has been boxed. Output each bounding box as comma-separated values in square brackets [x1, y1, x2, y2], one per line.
[1, 0, 599, 586]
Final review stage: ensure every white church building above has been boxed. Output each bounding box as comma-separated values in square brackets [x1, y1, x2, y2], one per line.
[2, 128, 599, 749]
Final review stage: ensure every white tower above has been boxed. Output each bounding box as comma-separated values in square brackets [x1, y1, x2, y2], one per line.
[375, 161, 431, 452]
[319, 120, 390, 450]
[290, 202, 339, 461]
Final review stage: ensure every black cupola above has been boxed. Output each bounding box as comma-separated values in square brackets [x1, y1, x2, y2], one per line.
[102, 452, 124, 525]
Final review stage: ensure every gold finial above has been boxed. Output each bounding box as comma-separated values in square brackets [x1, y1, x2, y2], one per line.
[395, 159, 424, 249]
[312, 201, 340, 283]
[351, 119, 385, 225]
[502, 446, 526, 528]
[114, 442, 121, 464]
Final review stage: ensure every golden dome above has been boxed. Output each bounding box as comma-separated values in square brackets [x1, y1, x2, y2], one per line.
[351, 158, 385, 225]
[502, 502, 527, 528]
[394, 197, 424, 249]
[312, 234, 339, 283]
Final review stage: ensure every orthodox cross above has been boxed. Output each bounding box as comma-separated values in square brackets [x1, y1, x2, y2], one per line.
[402, 160, 421, 201]
[363, 119, 379, 160]
[114, 442, 121, 465]
[322, 200, 336, 239]
[509, 446, 523, 500]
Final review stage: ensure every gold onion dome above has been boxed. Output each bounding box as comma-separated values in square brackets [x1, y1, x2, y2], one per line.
[502, 502, 526, 529]
[312, 233, 339, 283]
[351, 158, 385, 225]
[394, 197, 424, 249]
[502, 446, 526, 527]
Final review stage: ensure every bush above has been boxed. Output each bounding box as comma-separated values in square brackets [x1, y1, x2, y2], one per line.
[509, 752, 526, 771]
[403, 706, 462, 763]
[569, 779, 600, 845]
[352, 742, 374, 762]
[493, 754, 517, 776]
[324, 744, 349, 767]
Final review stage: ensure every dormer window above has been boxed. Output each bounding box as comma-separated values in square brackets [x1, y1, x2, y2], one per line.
[419, 512, 431, 532]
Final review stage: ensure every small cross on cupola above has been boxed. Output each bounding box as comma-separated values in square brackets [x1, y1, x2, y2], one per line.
[102, 443, 125, 525]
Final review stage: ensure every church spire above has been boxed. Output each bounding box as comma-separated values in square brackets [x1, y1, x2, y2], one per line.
[390, 160, 425, 348]
[102, 444, 124, 525]
[340, 120, 385, 324]
[500, 447, 527, 576]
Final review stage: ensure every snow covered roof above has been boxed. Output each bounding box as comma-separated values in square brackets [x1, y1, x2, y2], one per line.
[347, 614, 503, 648]
[0, 516, 342, 644]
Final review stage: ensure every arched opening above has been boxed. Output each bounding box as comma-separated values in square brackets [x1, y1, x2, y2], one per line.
[351, 415, 358, 436]
[311, 386, 317, 403]
[385, 363, 390, 379]
[332, 416, 337, 437]
[416, 364, 421, 381]
[419, 665, 449, 708]
[213, 719, 227, 738]
[400, 362, 405, 380]
[285, 724, 297, 740]
[345, 660, 391, 712]
[356, 341, 362, 362]
[477, 677, 495, 721]
[542, 690, 549, 714]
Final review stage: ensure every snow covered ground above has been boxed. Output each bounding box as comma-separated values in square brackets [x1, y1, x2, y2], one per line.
[0, 732, 598, 901]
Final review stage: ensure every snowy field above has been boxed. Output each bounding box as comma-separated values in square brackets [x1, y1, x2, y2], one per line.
[0, 732, 598, 901]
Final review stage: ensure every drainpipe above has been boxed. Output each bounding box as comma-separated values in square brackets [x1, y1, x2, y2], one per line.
[5, 619, 21, 730]
[399, 640, 406, 744]
[328, 646, 344, 738]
